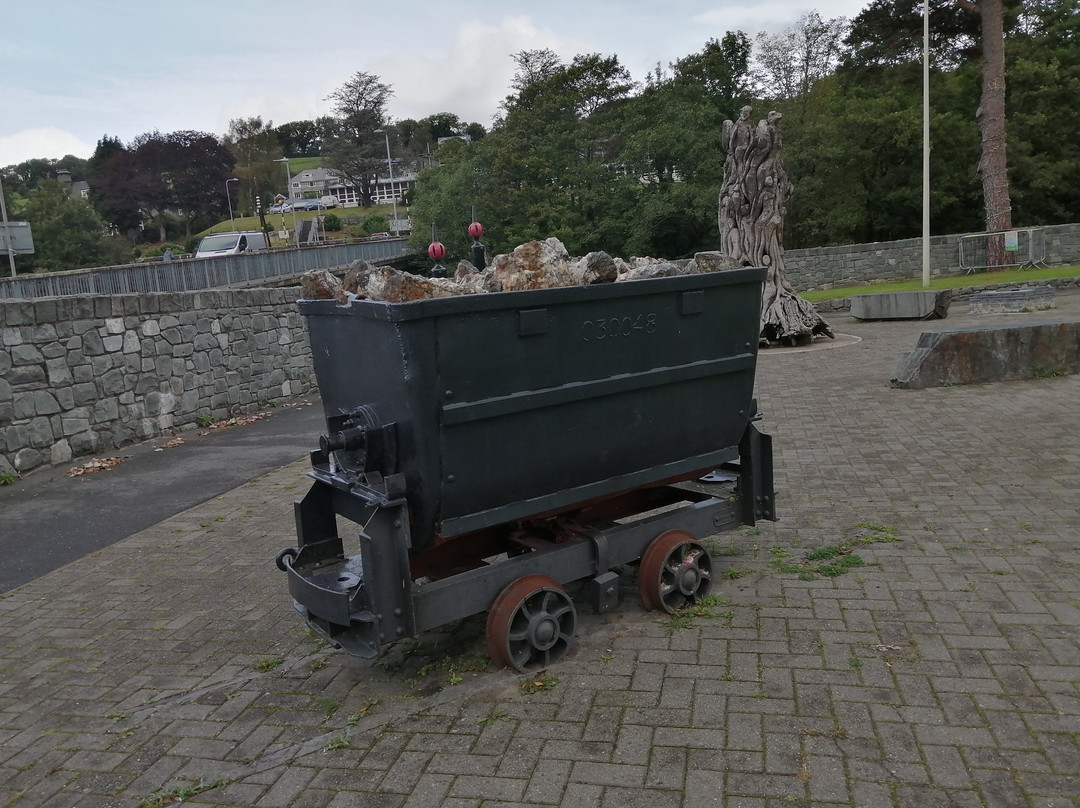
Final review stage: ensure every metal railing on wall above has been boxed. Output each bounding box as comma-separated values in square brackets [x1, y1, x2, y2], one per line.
[0, 238, 413, 300]
[959, 228, 1048, 274]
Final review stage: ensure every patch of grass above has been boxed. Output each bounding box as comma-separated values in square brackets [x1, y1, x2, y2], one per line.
[323, 732, 351, 751]
[663, 611, 696, 634]
[849, 656, 863, 670]
[254, 657, 283, 673]
[136, 778, 230, 808]
[0, 470, 19, 485]
[478, 708, 512, 726]
[814, 554, 867, 578]
[769, 547, 802, 575]
[661, 592, 733, 633]
[854, 522, 900, 542]
[521, 671, 559, 694]
[194, 413, 214, 428]
[106, 710, 128, 723]
[767, 524, 896, 580]
[316, 697, 341, 718]
[414, 654, 489, 686]
[347, 697, 379, 724]
[1032, 364, 1067, 378]
[800, 265, 1080, 303]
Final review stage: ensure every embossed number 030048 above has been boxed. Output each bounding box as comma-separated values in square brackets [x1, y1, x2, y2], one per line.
[582, 313, 657, 341]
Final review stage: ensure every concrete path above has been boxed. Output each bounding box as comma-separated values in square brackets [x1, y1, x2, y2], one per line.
[0, 399, 325, 593]
[1, 291, 1078, 808]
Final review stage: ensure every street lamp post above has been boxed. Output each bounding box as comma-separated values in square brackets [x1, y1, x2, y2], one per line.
[226, 177, 239, 230]
[273, 157, 299, 247]
[373, 129, 398, 232]
[0, 172, 16, 277]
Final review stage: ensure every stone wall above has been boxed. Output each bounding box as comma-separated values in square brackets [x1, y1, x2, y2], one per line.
[785, 222, 1080, 291]
[1, 289, 315, 476]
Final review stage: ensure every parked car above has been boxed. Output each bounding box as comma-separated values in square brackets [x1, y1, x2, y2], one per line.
[300, 199, 326, 211]
[194, 231, 269, 258]
[320, 195, 339, 208]
[267, 202, 292, 214]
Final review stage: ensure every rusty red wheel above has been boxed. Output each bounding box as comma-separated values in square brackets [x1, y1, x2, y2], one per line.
[486, 575, 576, 672]
[638, 529, 713, 613]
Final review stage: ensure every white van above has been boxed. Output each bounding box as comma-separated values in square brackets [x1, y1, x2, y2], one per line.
[195, 230, 269, 258]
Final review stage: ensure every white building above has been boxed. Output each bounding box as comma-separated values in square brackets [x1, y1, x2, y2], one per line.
[289, 166, 416, 208]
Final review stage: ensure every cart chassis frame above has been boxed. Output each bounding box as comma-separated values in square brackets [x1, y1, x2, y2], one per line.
[282, 424, 774, 658]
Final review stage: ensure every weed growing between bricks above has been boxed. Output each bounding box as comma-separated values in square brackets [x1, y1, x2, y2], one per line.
[704, 521, 901, 583]
[135, 777, 231, 808]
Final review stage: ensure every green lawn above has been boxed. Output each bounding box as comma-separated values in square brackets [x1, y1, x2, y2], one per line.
[200, 202, 399, 246]
[801, 265, 1080, 302]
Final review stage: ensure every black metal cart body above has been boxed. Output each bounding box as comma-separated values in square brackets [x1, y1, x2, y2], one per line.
[279, 267, 776, 670]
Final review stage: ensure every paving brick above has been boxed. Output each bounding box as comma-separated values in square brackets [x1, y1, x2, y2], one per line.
[569, 761, 646, 788]
[4, 296, 1080, 808]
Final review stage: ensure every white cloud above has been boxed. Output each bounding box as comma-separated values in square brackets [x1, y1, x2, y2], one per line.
[0, 128, 93, 167]
[387, 16, 596, 125]
[694, 0, 862, 36]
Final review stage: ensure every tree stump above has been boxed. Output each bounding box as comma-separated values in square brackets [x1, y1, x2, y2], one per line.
[719, 108, 833, 346]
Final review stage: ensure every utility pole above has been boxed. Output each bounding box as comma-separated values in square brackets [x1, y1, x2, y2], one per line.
[0, 173, 17, 277]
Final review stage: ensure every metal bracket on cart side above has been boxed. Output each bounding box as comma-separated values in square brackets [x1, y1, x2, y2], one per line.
[736, 423, 777, 524]
[283, 480, 415, 659]
[584, 570, 621, 614]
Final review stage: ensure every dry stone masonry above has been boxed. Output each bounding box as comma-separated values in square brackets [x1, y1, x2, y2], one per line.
[1, 289, 315, 476]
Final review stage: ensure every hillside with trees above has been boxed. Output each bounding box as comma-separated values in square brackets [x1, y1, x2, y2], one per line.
[412, 0, 1079, 261]
[2, 0, 1076, 272]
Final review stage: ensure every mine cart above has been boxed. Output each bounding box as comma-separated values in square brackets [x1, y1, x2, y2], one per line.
[277, 267, 776, 671]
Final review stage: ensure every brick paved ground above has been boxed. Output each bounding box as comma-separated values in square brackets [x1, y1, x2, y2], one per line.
[1, 294, 1078, 808]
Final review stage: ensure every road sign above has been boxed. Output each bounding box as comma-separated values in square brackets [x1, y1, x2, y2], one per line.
[0, 221, 34, 255]
[317, 214, 326, 223]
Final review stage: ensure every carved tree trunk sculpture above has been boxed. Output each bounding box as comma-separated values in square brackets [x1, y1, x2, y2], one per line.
[720, 107, 833, 345]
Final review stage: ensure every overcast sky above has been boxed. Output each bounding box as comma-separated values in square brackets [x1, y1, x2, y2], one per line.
[1, 0, 873, 168]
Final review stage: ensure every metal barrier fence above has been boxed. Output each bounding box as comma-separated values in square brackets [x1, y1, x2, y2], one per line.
[959, 228, 1048, 274]
[0, 238, 413, 300]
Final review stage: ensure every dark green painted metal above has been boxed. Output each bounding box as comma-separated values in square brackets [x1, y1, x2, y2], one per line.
[299, 267, 766, 550]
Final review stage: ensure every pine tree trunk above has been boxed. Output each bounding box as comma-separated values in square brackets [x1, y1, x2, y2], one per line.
[974, 0, 1013, 268]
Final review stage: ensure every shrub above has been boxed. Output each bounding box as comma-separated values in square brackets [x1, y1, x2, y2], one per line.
[143, 242, 185, 259]
[363, 214, 389, 234]
[324, 213, 342, 232]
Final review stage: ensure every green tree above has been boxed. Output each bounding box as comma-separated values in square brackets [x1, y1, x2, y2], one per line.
[19, 181, 109, 271]
[225, 116, 283, 217]
[613, 34, 756, 257]
[274, 117, 337, 157]
[166, 130, 237, 236]
[93, 134, 173, 241]
[1005, 0, 1080, 225]
[322, 71, 393, 207]
[754, 12, 849, 106]
[93, 130, 235, 241]
[87, 136, 140, 234]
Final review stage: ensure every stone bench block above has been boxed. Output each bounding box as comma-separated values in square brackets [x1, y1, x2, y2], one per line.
[968, 286, 1055, 314]
[891, 319, 1080, 388]
[851, 290, 951, 320]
